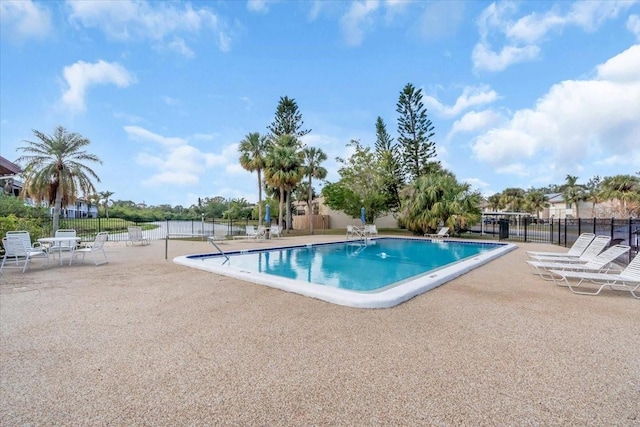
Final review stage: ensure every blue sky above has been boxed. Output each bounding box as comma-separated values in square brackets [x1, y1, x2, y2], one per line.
[1, 0, 639, 208]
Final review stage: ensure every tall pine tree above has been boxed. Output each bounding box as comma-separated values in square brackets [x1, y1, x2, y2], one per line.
[396, 83, 438, 181]
[374, 116, 403, 211]
[266, 96, 309, 229]
[267, 96, 311, 139]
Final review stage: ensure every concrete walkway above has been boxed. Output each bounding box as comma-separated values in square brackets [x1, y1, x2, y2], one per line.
[1, 235, 638, 426]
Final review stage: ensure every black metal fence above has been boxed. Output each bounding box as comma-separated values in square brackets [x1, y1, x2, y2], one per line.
[473, 217, 639, 264]
[46, 218, 249, 242]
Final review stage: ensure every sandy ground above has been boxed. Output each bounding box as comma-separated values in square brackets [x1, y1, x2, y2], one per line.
[1, 235, 638, 426]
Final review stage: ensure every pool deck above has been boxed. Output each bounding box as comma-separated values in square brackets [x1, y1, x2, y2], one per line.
[1, 234, 638, 425]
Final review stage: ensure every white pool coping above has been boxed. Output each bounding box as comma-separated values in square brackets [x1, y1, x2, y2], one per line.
[173, 239, 518, 309]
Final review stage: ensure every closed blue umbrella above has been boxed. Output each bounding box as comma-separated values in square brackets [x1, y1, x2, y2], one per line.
[361, 206, 365, 225]
[265, 204, 271, 224]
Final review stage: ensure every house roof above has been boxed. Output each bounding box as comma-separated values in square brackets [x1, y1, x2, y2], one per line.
[0, 156, 21, 177]
[546, 192, 564, 203]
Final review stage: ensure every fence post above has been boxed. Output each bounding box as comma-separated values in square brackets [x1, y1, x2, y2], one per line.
[578, 218, 581, 236]
[563, 218, 567, 247]
[593, 218, 596, 235]
[629, 218, 633, 264]
[610, 217, 614, 242]
[524, 216, 528, 242]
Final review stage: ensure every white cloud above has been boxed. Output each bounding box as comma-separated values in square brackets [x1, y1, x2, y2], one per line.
[125, 126, 237, 188]
[61, 60, 136, 113]
[447, 109, 504, 140]
[627, 14, 640, 40]
[424, 85, 500, 118]
[124, 126, 186, 146]
[66, 0, 232, 55]
[471, 44, 640, 180]
[247, 0, 269, 14]
[410, 1, 465, 41]
[0, 0, 52, 41]
[473, 1, 637, 72]
[340, 0, 380, 46]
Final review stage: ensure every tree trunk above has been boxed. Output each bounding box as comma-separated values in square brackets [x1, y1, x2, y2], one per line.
[285, 190, 291, 231]
[257, 169, 263, 226]
[53, 188, 63, 233]
[278, 187, 284, 228]
[308, 175, 314, 234]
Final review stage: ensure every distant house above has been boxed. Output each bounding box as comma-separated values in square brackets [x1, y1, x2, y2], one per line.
[542, 193, 628, 220]
[1, 155, 99, 218]
[0, 156, 21, 197]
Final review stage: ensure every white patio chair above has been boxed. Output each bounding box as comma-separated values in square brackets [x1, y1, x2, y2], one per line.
[527, 244, 630, 280]
[48, 229, 78, 258]
[233, 225, 266, 241]
[126, 226, 150, 246]
[71, 232, 109, 266]
[549, 253, 640, 298]
[269, 224, 282, 239]
[425, 227, 449, 238]
[527, 233, 595, 258]
[528, 235, 610, 263]
[1, 235, 49, 273]
[4, 230, 45, 251]
[364, 224, 378, 237]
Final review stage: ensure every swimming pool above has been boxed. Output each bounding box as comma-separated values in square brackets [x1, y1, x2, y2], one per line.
[174, 237, 516, 308]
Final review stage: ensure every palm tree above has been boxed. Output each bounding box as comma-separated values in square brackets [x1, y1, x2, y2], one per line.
[399, 171, 481, 235]
[561, 175, 585, 218]
[486, 193, 502, 211]
[16, 126, 102, 232]
[599, 174, 640, 217]
[499, 188, 525, 212]
[525, 190, 549, 219]
[238, 132, 271, 225]
[302, 146, 327, 234]
[98, 191, 114, 218]
[264, 135, 304, 230]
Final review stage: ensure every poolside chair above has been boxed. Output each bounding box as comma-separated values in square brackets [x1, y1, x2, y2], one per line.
[526, 244, 630, 280]
[233, 225, 266, 241]
[269, 224, 282, 239]
[364, 224, 378, 237]
[126, 226, 150, 246]
[425, 227, 449, 239]
[528, 235, 610, 263]
[49, 229, 78, 254]
[548, 253, 640, 298]
[4, 230, 44, 251]
[1, 235, 49, 273]
[71, 232, 109, 266]
[208, 231, 227, 243]
[346, 225, 364, 239]
[527, 233, 595, 258]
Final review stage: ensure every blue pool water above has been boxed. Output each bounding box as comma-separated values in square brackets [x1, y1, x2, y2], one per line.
[182, 238, 504, 292]
[175, 237, 516, 308]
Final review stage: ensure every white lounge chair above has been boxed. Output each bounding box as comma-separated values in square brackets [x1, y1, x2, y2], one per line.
[126, 226, 150, 246]
[527, 233, 595, 258]
[527, 244, 630, 280]
[269, 224, 282, 239]
[528, 235, 610, 263]
[1, 235, 49, 273]
[72, 232, 109, 265]
[425, 227, 449, 239]
[549, 253, 640, 298]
